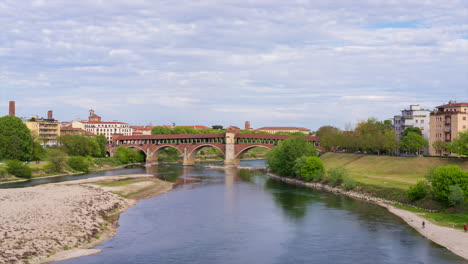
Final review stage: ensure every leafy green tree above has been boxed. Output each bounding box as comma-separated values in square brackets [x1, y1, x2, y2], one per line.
[316, 126, 339, 137]
[0, 116, 33, 161]
[407, 181, 429, 201]
[32, 141, 45, 161]
[46, 149, 68, 173]
[400, 132, 428, 155]
[300, 156, 325, 182]
[266, 137, 318, 177]
[95, 134, 108, 157]
[59, 135, 101, 157]
[6, 160, 32, 178]
[292, 156, 308, 177]
[67, 156, 90, 173]
[115, 146, 145, 164]
[151, 126, 173, 135]
[327, 167, 347, 186]
[430, 165, 468, 204]
[402, 127, 422, 138]
[448, 185, 465, 206]
[432, 140, 449, 156]
[448, 131, 468, 156]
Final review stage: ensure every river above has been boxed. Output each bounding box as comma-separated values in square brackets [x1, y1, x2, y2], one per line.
[7, 160, 466, 263]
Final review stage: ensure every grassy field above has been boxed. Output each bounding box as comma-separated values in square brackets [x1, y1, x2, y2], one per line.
[320, 153, 468, 190]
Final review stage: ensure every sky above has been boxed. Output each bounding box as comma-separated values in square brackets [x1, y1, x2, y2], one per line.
[0, 0, 467, 130]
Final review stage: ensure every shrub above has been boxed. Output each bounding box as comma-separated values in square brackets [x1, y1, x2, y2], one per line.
[292, 156, 308, 178]
[407, 181, 429, 201]
[300, 156, 325, 182]
[46, 149, 68, 173]
[266, 137, 318, 177]
[6, 160, 32, 179]
[448, 185, 465, 207]
[328, 167, 347, 186]
[343, 176, 356, 191]
[430, 165, 468, 204]
[67, 156, 90, 173]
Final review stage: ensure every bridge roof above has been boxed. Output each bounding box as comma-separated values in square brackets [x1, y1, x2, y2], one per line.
[237, 133, 319, 141]
[116, 133, 319, 141]
[115, 133, 225, 140]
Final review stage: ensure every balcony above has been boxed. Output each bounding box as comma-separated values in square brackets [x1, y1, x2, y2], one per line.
[444, 127, 451, 133]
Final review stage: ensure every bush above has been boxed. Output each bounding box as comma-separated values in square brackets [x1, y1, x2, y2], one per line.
[6, 160, 32, 179]
[266, 137, 318, 177]
[115, 147, 145, 164]
[343, 176, 356, 191]
[46, 149, 68, 173]
[328, 167, 347, 187]
[292, 156, 308, 178]
[448, 185, 465, 207]
[430, 165, 468, 205]
[407, 181, 429, 201]
[300, 156, 325, 182]
[67, 156, 90, 173]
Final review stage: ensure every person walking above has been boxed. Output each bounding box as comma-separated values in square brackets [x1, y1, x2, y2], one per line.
[422, 221, 425, 229]
[464, 224, 467, 232]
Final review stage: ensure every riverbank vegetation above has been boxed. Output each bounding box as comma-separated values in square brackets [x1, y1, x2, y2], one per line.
[268, 143, 468, 228]
[316, 119, 468, 157]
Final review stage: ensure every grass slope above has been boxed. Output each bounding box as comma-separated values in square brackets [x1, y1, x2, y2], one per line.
[321, 153, 468, 190]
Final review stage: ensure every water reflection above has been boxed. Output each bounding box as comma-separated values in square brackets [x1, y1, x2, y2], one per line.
[56, 161, 466, 264]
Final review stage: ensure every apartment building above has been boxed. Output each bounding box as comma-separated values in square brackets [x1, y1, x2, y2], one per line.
[429, 101, 468, 155]
[393, 105, 431, 140]
[23, 111, 61, 146]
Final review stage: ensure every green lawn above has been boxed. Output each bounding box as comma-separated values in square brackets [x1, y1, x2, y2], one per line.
[321, 153, 468, 190]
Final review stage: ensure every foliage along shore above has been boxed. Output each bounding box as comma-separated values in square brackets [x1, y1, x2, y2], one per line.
[266, 172, 468, 260]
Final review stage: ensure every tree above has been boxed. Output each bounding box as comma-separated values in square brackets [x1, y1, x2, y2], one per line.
[266, 137, 318, 177]
[115, 146, 145, 164]
[6, 160, 32, 178]
[95, 134, 108, 157]
[448, 131, 468, 156]
[300, 156, 325, 182]
[46, 149, 68, 173]
[151, 126, 173, 135]
[400, 132, 428, 155]
[59, 135, 101, 157]
[432, 140, 449, 156]
[67, 156, 90, 173]
[402, 127, 422, 138]
[407, 181, 429, 201]
[430, 165, 468, 205]
[448, 185, 465, 206]
[315, 126, 339, 137]
[0, 116, 33, 161]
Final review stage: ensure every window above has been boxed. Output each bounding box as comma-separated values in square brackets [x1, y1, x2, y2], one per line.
[415, 120, 418, 123]
[463, 116, 467, 121]
[421, 120, 424, 124]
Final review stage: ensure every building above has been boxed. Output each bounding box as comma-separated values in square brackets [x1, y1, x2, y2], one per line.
[23, 110, 61, 146]
[393, 105, 431, 141]
[429, 101, 468, 156]
[60, 125, 92, 136]
[255, 126, 311, 134]
[131, 125, 155, 136]
[71, 110, 133, 141]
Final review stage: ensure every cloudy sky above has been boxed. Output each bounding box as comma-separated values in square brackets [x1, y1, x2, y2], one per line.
[0, 0, 467, 130]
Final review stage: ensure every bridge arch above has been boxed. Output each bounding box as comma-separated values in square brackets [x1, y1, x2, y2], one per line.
[235, 145, 272, 159]
[187, 144, 225, 160]
[125, 145, 149, 156]
[150, 145, 183, 158]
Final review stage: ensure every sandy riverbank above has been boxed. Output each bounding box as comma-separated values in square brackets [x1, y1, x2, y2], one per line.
[0, 174, 173, 264]
[267, 173, 468, 260]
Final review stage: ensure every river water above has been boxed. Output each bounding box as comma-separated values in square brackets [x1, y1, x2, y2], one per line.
[16, 160, 466, 263]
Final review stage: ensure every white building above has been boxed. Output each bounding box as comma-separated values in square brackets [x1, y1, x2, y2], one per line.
[71, 110, 133, 141]
[393, 105, 431, 141]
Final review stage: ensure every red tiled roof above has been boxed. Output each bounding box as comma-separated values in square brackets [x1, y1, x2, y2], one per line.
[256, 127, 311, 131]
[81, 121, 128, 125]
[436, 102, 468, 108]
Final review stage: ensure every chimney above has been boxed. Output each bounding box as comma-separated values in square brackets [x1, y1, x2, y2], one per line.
[9, 101, 15, 116]
[47, 110, 53, 120]
[245, 121, 251, 130]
